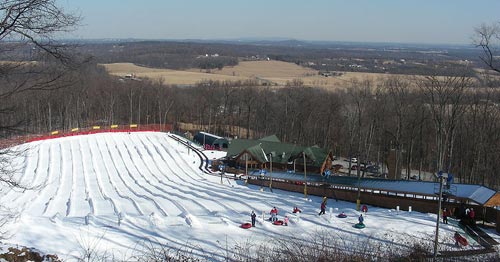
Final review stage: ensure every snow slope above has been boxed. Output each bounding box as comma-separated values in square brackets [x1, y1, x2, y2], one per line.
[0, 132, 483, 261]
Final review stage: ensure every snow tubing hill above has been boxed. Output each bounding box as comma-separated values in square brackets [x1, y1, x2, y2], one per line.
[241, 223, 252, 229]
[273, 220, 284, 225]
[354, 223, 365, 229]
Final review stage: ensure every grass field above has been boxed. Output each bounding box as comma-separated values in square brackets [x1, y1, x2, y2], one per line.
[102, 61, 401, 89]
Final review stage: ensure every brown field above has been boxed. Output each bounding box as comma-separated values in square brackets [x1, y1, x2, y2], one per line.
[101, 61, 440, 89]
[102, 63, 248, 85]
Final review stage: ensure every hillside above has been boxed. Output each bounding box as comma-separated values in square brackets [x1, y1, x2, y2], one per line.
[0, 132, 487, 260]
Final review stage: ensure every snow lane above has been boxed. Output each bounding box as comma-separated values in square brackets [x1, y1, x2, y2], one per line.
[103, 134, 164, 216]
[25, 142, 55, 215]
[79, 137, 115, 216]
[44, 142, 72, 217]
[92, 136, 142, 216]
[68, 139, 91, 217]
[2, 142, 44, 213]
[40, 142, 62, 216]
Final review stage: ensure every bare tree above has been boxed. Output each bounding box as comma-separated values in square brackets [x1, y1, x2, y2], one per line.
[0, 0, 80, 233]
[417, 76, 470, 174]
[474, 22, 500, 73]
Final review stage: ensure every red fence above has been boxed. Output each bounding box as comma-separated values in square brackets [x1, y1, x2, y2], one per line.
[0, 124, 172, 149]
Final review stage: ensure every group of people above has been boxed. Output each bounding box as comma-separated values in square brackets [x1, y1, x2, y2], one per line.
[443, 205, 477, 226]
[249, 198, 369, 228]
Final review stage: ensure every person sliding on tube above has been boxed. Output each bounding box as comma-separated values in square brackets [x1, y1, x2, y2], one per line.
[358, 214, 364, 225]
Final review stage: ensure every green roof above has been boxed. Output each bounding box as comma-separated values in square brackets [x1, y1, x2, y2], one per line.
[227, 136, 330, 168]
[259, 135, 281, 143]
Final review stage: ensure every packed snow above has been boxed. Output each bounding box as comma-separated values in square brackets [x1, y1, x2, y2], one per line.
[0, 132, 485, 260]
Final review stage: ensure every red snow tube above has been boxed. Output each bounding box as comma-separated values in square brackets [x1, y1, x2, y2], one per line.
[337, 213, 347, 218]
[273, 220, 284, 225]
[454, 233, 468, 246]
[241, 223, 252, 229]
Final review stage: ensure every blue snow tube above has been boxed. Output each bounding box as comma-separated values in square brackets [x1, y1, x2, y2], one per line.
[354, 223, 365, 229]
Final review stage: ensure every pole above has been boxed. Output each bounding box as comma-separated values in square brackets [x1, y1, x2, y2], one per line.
[304, 152, 307, 198]
[433, 175, 444, 260]
[245, 153, 248, 185]
[269, 154, 273, 192]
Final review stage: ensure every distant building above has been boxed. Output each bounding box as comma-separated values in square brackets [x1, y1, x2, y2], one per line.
[193, 131, 229, 150]
[226, 135, 334, 175]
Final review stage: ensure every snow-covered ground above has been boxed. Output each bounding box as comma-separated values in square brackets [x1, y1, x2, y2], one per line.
[0, 132, 490, 260]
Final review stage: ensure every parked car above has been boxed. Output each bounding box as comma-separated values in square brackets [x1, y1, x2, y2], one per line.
[333, 164, 344, 170]
[365, 165, 380, 173]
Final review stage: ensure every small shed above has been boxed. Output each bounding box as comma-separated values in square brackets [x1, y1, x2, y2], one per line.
[193, 131, 229, 150]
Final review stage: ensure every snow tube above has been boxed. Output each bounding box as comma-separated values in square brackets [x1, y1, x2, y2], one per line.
[354, 223, 365, 229]
[241, 223, 252, 229]
[337, 213, 347, 218]
[454, 233, 468, 246]
[273, 220, 284, 225]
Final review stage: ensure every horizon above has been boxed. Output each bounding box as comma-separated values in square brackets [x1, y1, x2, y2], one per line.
[62, 0, 500, 46]
[61, 37, 476, 49]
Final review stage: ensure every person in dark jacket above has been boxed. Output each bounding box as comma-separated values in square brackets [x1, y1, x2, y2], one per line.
[251, 211, 256, 227]
[442, 207, 448, 224]
[469, 208, 475, 225]
[358, 214, 364, 224]
[318, 201, 326, 216]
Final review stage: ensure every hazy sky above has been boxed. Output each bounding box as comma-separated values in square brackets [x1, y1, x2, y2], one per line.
[62, 0, 500, 44]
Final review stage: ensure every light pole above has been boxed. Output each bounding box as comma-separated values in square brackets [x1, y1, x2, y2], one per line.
[269, 153, 273, 192]
[433, 173, 445, 260]
[303, 152, 307, 198]
[244, 153, 248, 185]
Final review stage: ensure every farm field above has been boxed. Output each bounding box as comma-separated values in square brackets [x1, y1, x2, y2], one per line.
[0, 132, 488, 261]
[102, 61, 394, 88]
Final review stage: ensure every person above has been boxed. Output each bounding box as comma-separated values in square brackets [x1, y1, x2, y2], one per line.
[361, 205, 368, 213]
[270, 207, 278, 222]
[469, 208, 475, 225]
[284, 216, 289, 226]
[318, 201, 326, 216]
[442, 208, 448, 224]
[454, 231, 460, 246]
[251, 211, 256, 227]
[293, 206, 302, 213]
[358, 214, 364, 224]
